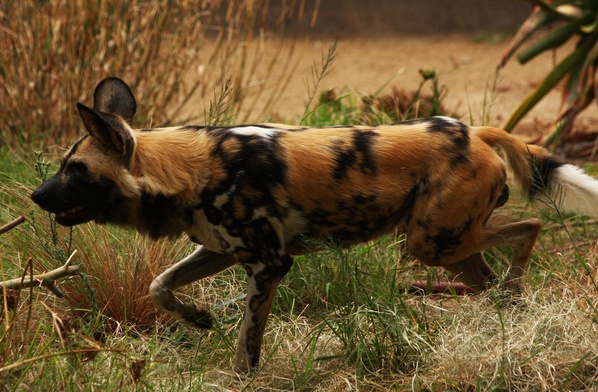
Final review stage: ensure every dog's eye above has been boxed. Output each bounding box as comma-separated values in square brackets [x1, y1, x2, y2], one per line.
[67, 161, 89, 176]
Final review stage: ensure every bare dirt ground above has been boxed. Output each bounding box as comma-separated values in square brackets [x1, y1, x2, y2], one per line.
[257, 35, 598, 138]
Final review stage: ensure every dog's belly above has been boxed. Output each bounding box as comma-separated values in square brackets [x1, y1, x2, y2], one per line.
[186, 202, 408, 257]
[285, 209, 407, 254]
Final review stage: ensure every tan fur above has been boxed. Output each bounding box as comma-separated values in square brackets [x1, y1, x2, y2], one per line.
[132, 129, 216, 200]
[473, 127, 548, 195]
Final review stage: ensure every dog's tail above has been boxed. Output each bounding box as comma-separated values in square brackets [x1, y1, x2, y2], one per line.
[473, 126, 598, 216]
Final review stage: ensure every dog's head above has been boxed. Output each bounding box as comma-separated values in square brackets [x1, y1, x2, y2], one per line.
[31, 77, 140, 226]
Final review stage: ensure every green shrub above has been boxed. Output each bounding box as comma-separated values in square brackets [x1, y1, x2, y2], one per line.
[501, 1, 598, 146]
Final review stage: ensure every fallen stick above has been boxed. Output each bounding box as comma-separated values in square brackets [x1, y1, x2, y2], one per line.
[408, 280, 476, 295]
[0, 215, 25, 235]
[1, 252, 81, 298]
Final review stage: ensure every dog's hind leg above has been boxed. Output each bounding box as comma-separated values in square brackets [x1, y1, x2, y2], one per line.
[446, 219, 542, 293]
[442, 252, 498, 292]
[481, 219, 542, 292]
[446, 219, 541, 293]
[149, 246, 237, 328]
[409, 218, 542, 294]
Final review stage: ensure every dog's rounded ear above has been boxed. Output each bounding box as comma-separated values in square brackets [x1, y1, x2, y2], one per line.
[92, 77, 137, 124]
[77, 102, 134, 157]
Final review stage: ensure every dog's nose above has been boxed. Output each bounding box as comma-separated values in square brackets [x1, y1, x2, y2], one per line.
[31, 187, 45, 206]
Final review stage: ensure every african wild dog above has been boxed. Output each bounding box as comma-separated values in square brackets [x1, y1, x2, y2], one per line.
[31, 77, 598, 372]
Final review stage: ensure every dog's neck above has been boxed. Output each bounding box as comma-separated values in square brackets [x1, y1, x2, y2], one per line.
[131, 128, 214, 201]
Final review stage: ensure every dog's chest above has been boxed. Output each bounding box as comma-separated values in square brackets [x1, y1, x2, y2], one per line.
[186, 209, 244, 253]
[185, 199, 308, 256]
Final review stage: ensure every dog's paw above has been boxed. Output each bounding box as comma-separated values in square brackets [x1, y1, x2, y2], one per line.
[489, 288, 526, 309]
[181, 305, 213, 329]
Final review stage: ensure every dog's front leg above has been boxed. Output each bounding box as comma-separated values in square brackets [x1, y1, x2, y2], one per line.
[149, 246, 237, 328]
[233, 255, 293, 373]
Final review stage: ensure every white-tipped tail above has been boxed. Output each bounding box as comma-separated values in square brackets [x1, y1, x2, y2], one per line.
[551, 164, 598, 216]
[473, 126, 598, 217]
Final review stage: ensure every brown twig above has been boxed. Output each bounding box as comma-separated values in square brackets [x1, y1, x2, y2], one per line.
[408, 280, 476, 295]
[0, 256, 81, 298]
[0, 215, 25, 235]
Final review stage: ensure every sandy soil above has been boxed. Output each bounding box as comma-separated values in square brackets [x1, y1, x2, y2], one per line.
[249, 35, 598, 135]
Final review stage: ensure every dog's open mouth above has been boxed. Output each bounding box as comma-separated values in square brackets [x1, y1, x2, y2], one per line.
[56, 206, 84, 218]
[54, 206, 94, 226]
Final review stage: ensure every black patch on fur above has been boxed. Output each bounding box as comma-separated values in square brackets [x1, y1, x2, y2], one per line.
[330, 141, 352, 180]
[204, 204, 224, 225]
[529, 156, 563, 200]
[415, 175, 431, 197]
[352, 193, 377, 204]
[200, 128, 287, 224]
[195, 130, 290, 244]
[209, 130, 287, 192]
[353, 130, 379, 174]
[238, 218, 286, 260]
[331, 129, 379, 180]
[425, 117, 470, 165]
[495, 184, 509, 208]
[136, 193, 192, 239]
[426, 216, 474, 259]
[391, 184, 418, 223]
[296, 184, 418, 247]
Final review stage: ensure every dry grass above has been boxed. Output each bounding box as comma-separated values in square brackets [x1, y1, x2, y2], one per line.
[0, 0, 309, 149]
[416, 267, 598, 391]
[157, 249, 598, 391]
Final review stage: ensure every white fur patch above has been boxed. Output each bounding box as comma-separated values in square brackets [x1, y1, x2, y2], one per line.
[551, 164, 598, 216]
[433, 116, 463, 127]
[228, 126, 280, 139]
[282, 209, 308, 243]
[188, 210, 244, 252]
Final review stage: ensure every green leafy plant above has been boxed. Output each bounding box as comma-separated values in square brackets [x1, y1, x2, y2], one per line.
[360, 69, 451, 124]
[305, 68, 453, 127]
[501, 0, 598, 147]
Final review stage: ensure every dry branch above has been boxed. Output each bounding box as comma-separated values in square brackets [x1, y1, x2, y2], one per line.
[0, 215, 25, 235]
[1, 251, 81, 298]
[0, 261, 81, 298]
[1, 214, 81, 298]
